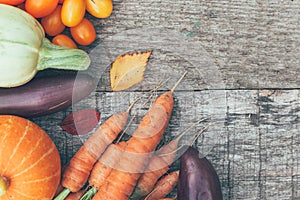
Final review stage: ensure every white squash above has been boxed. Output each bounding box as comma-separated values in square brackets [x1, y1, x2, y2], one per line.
[0, 4, 91, 88]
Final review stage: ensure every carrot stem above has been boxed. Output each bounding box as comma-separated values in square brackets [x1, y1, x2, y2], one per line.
[117, 80, 169, 143]
[170, 71, 187, 93]
[79, 187, 97, 200]
[155, 117, 210, 158]
[161, 125, 210, 158]
[54, 188, 71, 200]
[173, 116, 210, 142]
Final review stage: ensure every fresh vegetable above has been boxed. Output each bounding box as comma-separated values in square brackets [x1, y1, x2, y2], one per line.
[81, 141, 128, 200]
[86, 0, 113, 18]
[65, 190, 86, 200]
[70, 18, 97, 46]
[130, 120, 209, 199]
[41, 5, 65, 36]
[143, 170, 179, 200]
[90, 73, 186, 200]
[0, 115, 61, 199]
[178, 146, 223, 200]
[92, 89, 173, 199]
[0, 4, 90, 88]
[0, 73, 96, 117]
[109, 51, 152, 91]
[61, 109, 101, 135]
[52, 34, 78, 49]
[61, 0, 86, 27]
[25, 0, 59, 18]
[0, 0, 24, 5]
[55, 104, 135, 199]
[89, 142, 127, 188]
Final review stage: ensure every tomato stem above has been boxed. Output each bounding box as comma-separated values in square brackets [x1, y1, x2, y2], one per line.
[0, 176, 8, 196]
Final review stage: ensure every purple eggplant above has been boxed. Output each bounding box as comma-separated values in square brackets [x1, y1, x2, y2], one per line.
[178, 146, 223, 200]
[0, 73, 96, 117]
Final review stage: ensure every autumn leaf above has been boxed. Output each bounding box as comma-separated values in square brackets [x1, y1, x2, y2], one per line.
[110, 50, 152, 91]
[61, 109, 101, 135]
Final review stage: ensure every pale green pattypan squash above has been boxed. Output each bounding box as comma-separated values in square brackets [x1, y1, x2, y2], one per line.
[0, 4, 91, 87]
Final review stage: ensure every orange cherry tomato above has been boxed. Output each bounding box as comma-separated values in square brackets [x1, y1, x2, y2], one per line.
[86, 0, 113, 18]
[0, 0, 24, 6]
[25, 0, 59, 18]
[41, 5, 65, 36]
[61, 0, 86, 27]
[52, 34, 78, 49]
[70, 18, 96, 46]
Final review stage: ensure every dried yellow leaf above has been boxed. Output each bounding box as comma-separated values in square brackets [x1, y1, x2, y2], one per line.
[110, 51, 152, 91]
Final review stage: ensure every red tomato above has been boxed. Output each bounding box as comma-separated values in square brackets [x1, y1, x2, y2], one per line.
[41, 5, 65, 36]
[25, 0, 59, 18]
[0, 0, 24, 6]
[70, 18, 96, 46]
[52, 34, 78, 49]
[86, 0, 113, 18]
[61, 0, 86, 27]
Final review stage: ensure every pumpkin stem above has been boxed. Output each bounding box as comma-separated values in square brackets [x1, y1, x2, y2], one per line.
[0, 176, 8, 196]
[37, 38, 91, 71]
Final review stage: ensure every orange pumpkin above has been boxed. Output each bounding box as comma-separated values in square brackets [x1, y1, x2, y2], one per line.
[0, 115, 61, 200]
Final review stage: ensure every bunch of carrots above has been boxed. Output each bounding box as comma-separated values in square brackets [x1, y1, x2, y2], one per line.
[0, 0, 113, 49]
[53, 72, 210, 200]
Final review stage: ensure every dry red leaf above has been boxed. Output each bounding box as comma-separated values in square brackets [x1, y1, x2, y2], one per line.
[61, 109, 101, 135]
[110, 51, 152, 91]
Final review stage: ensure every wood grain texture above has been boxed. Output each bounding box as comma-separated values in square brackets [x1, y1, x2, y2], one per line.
[31, 89, 299, 200]
[86, 0, 300, 89]
[29, 1, 300, 199]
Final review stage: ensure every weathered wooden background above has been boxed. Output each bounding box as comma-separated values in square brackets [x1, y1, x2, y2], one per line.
[31, 1, 300, 199]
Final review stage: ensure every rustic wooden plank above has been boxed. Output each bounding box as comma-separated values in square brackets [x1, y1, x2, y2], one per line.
[85, 0, 300, 89]
[31, 89, 300, 199]
[29, 1, 300, 199]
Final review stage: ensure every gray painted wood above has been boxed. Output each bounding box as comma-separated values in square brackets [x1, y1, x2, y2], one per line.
[30, 1, 300, 199]
[31, 89, 300, 200]
[85, 0, 300, 89]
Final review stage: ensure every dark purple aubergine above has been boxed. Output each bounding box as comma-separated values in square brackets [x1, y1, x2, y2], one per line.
[0, 73, 96, 117]
[178, 146, 223, 200]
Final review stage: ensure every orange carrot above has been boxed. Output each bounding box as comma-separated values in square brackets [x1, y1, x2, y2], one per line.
[54, 104, 134, 200]
[79, 141, 127, 200]
[79, 83, 169, 200]
[89, 141, 127, 189]
[90, 73, 187, 200]
[80, 84, 168, 200]
[130, 119, 209, 199]
[143, 170, 179, 200]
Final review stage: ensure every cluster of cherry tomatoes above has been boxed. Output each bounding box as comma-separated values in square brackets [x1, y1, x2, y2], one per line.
[1, 0, 113, 49]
